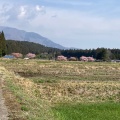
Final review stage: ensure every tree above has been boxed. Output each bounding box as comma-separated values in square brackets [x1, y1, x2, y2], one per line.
[96, 48, 110, 61]
[0, 31, 6, 57]
[12, 53, 23, 58]
[26, 53, 36, 59]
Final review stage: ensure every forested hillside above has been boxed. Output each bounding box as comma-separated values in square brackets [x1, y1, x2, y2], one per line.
[4, 40, 120, 61]
[6, 40, 60, 55]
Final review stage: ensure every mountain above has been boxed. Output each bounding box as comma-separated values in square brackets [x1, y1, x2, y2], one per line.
[0, 26, 66, 49]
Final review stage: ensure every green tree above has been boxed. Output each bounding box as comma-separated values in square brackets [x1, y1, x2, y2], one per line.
[96, 48, 110, 61]
[1, 31, 6, 56]
[0, 31, 6, 56]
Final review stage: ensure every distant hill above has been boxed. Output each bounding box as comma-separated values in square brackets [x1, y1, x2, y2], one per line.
[6, 40, 61, 55]
[0, 26, 66, 49]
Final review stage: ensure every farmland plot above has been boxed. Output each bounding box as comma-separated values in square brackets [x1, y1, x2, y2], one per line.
[0, 59, 120, 119]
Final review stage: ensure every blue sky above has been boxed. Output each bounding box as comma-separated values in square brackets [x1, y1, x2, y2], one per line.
[0, 0, 120, 49]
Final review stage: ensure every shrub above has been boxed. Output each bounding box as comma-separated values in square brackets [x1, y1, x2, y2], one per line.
[80, 56, 88, 62]
[12, 53, 23, 58]
[80, 56, 95, 62]
[87, 57, 95, 62]
[26, 53, 36, 59]
[69, 57, 77, 61]
[57, 55, 67, 61]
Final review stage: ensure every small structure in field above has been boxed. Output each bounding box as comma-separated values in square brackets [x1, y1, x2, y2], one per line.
[24, 58, 29, 60]
[80, 56, 95, 62]
[12, 53, 23, 58]
[57, 55, 67, 61]
[69, 57, 77, 61]
[26, 53, 36, 59]
[3, 55, 15, 59]
[111, 60, 120, 63]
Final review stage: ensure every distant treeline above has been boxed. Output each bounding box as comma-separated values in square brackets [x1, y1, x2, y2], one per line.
[61, 48, 120, 61]
[3, 40, 120, 61]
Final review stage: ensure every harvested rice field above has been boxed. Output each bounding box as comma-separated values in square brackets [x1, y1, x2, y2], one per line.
[0, 59, 120, 120]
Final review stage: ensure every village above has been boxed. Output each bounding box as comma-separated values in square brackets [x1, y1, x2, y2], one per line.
[3, 52, 95, 61]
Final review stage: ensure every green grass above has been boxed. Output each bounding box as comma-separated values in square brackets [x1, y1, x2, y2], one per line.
[52, 102, 120, 120]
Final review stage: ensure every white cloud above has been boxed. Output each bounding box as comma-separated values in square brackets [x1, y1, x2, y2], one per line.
[27, 7, 120, 48]
[0, 3, 46, 22]
[35, 5, 45, 12]
[17, 5, 46, 20]
[1, 3, 10, 12]
[18, 6, 27, 18]
[1, 1, 120, 48]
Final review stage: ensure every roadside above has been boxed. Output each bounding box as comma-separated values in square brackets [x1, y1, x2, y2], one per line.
[0, 67, 25, 120]
[0, 73, 8, 120]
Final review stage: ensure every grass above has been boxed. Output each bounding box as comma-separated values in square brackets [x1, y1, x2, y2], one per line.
[52, 102, 120, 120]
[0, 59, 120, 119]
[0, 65, 54, 120]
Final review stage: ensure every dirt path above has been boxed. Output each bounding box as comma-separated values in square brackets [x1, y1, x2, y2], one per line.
[0, 70, 9, 120]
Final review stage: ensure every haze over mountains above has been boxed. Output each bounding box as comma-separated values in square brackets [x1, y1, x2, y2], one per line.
[0, 26, 65, 49]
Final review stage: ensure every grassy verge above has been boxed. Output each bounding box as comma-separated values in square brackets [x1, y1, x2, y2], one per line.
[52, 102, 120, 120]
[0, 66, 54, 120]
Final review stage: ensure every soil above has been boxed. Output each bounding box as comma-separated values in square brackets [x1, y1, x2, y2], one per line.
[0, 77, 8, 120]
[3, 88, 26, 120]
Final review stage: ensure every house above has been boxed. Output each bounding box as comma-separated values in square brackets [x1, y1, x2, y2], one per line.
[3, 55, 15, 59]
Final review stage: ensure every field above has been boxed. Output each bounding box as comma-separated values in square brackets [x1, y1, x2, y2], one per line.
[0, 59, 120, 119]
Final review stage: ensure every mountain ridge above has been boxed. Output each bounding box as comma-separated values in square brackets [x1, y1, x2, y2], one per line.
[0, 26, 66, 49]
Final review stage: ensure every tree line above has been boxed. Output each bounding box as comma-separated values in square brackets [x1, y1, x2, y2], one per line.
[61, 48, 120, 61]
[6, 40, 61, 59]
[1, 31, 120, 60]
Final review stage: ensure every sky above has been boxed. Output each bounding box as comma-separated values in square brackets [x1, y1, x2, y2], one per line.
[0, 0, 120, 49]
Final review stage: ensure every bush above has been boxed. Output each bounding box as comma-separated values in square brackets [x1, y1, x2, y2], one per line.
[69, 57, 77, 61]
[12, 53, 23, 58]
[57, 55, 67, 61]
[26, 53, 36, 59]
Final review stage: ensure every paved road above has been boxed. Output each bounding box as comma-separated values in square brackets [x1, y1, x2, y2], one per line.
[0, 72, 8, 120]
